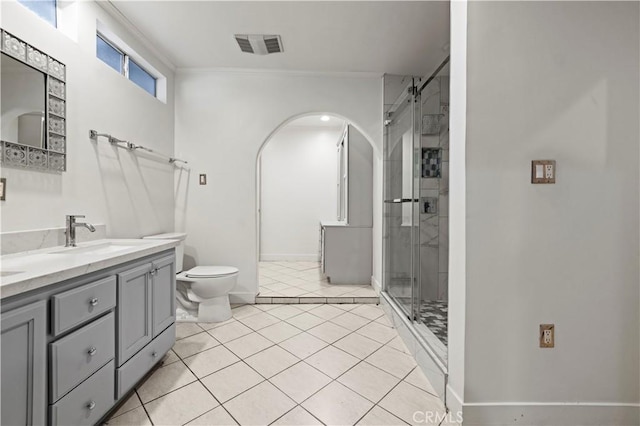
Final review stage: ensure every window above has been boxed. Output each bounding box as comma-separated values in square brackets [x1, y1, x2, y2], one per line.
[96, 33, 157, 97]
[18, 0, 57, 27]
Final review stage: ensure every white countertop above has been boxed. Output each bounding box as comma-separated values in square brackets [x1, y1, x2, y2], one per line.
[0, 239, 180, 300]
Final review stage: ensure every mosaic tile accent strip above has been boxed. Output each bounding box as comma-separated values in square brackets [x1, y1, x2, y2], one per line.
[48, 116, 65, 135]
[48, 57, 65, 81]
[26, 45, 48, 72]
[420, 197, 438, 214]
[2, 31, 26, 61]
[49, 78, 66, 99]
[48, 134, 65, 153]
[3, 142, 27, 167]
[418, 300, 447, 346]
[48, 97, 65, 117]
[27, 147, 48, 168]
[49, 152, 65, 171]
[421, 148, 442, 178]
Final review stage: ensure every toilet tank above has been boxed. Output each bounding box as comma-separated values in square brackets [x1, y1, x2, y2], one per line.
[143, 232, 187, 272]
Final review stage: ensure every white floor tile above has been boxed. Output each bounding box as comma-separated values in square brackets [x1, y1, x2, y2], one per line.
[110, 391, 141, 418]
[365, 345, 416, 379]
[186, 406, 238, 425]
[207, 320, 254, 344]
[351, 305, 385, 320]
[269, 362, 332, 403]
[308, 304, 347, 320]
[357, 322, 398, 344]
[285, 312, 326, 330]
[223, 381, 296, 426]
[305, 346, 359, 379]
[172, 332, 220, 358]
[183, 345, 240, 378]
[224, 332, 274, 359]
[307, 321, 352, 343]
[334, 333, 383, 360]
[268, 305, 304, 320]
[278, 332, 328, 359]
[330, 311, 372, 331]
[238, 311, 282, 331]
[105, 406, 152, 426]
[403, 367, 439, 397]
[198, 317, 236, 331]
[161, 349, 180, 366]
[244, 346, 299, 378]
[337, 362, 401, 403]
[176, 322, 205, 340]
[231, 305, 263, 320]
[378, 381, 445, 426]
[272, 406, 323, 425]
[137, 361, 197, 403]
[357, 406, 407, 425]
[145, 381, 218, 426]
[386, 336, 412, 354]
[302, 381, 374, 426]
[258, 321, 302, 343]
[201, 362, 264, 403]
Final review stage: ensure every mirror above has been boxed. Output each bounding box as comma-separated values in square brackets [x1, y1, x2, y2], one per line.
[0, 29, 67, 172]
[1, 54, 46, 148]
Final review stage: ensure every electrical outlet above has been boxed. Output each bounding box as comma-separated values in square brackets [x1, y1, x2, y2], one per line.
[540, 324, 554, 348]
[545, 164, 554, 179]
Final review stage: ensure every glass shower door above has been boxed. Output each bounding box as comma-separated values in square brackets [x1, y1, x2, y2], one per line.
[383, 78, 420, 319]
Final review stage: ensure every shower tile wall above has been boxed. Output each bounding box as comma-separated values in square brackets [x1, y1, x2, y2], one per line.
[420, 77, 449, 302]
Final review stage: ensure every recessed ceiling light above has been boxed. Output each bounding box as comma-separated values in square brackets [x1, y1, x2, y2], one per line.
[320, 115, 330, 122]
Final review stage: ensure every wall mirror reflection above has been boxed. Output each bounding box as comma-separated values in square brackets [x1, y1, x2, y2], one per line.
[0, 29, 67, 172]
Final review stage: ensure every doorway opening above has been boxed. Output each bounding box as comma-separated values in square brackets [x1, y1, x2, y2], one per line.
[256, 114, 378, 303]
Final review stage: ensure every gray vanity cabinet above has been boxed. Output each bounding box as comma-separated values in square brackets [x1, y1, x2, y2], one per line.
[152, 254, 176, 336]
[1, 300, 47, 426]
[116, 262, 153, 365]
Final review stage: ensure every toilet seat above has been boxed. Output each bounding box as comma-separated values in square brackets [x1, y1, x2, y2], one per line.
[183, 266, 239, 278]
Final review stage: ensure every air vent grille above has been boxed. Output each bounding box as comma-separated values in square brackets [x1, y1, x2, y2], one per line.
[234, 34, 283, 55]
[235, 37, 254, 53]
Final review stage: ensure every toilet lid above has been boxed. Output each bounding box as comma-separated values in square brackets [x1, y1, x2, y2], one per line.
[185, 266, 238, 278]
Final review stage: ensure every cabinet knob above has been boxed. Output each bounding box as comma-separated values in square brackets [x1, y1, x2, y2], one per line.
[152, 351, 158, 358]
[150, 269, 156, 276]
[86, 401, 96, 410]
[89, 298, 98, 307]
[88, 347, 97, 356]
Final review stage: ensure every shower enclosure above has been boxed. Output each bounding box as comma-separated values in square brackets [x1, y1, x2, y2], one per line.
[382, 62, 450, 364]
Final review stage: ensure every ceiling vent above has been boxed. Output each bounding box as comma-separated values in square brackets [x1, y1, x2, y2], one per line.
[234, 34, 283, 55]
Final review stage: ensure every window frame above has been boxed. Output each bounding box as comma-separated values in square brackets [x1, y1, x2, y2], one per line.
[17, 0, 57, 28]
[96, 32, 158, 98]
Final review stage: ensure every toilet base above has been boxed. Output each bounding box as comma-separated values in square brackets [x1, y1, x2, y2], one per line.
[197, 295, 232, 322]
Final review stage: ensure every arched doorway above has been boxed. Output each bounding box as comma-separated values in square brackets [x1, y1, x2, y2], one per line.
[255, 113, 379, 302]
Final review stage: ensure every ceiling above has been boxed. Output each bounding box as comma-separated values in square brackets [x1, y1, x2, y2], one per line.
[286, 115, 345, 129]
[108, 1, 450, 76]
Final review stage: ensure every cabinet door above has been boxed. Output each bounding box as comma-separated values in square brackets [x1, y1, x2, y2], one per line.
[1, 300, 47, 426]
[117, 263, 152, 365]
[151, 254, 175, 337]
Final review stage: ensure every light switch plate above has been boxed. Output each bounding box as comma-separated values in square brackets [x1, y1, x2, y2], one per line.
[199, 174, 207, 185]
[531, 160, 556, 184]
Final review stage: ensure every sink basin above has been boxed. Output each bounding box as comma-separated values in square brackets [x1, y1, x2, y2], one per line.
[49, 242, 140, 256]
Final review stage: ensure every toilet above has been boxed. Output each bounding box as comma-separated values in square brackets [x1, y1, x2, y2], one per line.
[143, 232, 239, 323]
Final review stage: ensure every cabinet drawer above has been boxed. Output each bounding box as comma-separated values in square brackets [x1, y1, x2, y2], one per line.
[116, 322, 175, 399]
[49, 360, 115, 426]
[52, 276, 116, 336]
[49, 312, 115, 402]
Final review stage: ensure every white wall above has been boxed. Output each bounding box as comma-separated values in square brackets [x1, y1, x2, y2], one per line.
[0, 0, 175, 238]
[460, 2, 640, 424]
[174, 70, 382, 302]
[260, 125, 341, 261]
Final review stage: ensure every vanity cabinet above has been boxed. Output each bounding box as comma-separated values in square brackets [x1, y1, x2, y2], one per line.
[0, 300, 47, 426]
[0, 249, 176, 426]
[117, 254, 176, 365]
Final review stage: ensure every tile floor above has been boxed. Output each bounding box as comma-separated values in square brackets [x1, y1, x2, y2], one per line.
[104, 303, 452, 426]
[258, 262, 378, 303]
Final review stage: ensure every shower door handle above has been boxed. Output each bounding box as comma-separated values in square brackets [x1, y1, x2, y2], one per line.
[384, 198, 419, 203]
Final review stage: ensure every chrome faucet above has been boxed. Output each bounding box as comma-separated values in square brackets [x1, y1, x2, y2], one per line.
[65, 215, 96, 247]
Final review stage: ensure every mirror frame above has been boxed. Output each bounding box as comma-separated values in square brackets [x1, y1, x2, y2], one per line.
[1, 29, 66, 172]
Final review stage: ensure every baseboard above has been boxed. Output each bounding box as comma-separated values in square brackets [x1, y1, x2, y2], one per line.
[460, 402, 639, 426]
[259, 254, 320, 262]
[229, 292, 256, 304]
[371, 275, 381, 294]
